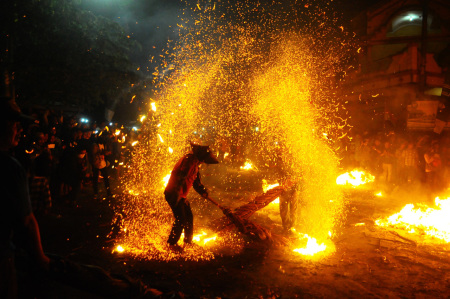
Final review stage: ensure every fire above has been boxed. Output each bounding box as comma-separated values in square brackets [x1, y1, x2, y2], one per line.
[168, 147, 173, 154]
[262, 180, 280, 204]
[131, 141, 138, 146]
[262, 179, 279, 193]
[140, 115, 146, 122]
[375, 197, 450, 243]
[291, 230, 330, 257]
[115, 245, 125, 253]
[240, 160, 254, 170]
[151, 102, 157, 112]
[375, 191, 383, 197]
[336, 169, 374, 187]
[115, 129, 121, 136]
[193, 231, 218, 245]
[162, 173, 171, 187]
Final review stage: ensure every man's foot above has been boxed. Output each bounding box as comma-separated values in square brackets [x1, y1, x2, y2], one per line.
[168, 243, 183, 252]
[282, 227, 295, 236]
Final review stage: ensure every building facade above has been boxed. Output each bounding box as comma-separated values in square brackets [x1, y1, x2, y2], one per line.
[344, 0, 450, 132]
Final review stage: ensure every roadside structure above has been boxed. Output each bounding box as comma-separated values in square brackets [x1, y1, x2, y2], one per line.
[344, 0, 450, 132]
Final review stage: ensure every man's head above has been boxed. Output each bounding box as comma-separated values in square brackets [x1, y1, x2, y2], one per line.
[190, 142, 219, 164]
[0, 99, 32, 150]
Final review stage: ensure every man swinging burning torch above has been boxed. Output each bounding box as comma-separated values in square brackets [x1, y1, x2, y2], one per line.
[164, 142, 219, 246]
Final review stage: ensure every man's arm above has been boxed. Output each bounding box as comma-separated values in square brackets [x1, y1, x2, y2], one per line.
[193, 171, 208, 198]
[21, 213, 50, 270]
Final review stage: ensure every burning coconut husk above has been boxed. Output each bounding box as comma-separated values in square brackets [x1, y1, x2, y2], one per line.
[209, 184, 292, 243]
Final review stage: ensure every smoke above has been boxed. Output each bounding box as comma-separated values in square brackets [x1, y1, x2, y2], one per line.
[79, 0, 183, 67]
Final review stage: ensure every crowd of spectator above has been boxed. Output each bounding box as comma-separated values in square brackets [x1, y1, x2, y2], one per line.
[342, 130, 450, 195]
[14, 109, 138, 217]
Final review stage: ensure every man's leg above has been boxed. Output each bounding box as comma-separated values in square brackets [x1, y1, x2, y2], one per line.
[183, 201, 194, 244]
[93, 168, 99, 195]
[279, 191, 289, 230]
[167, 195, 186, 245]
[101, 168, 112, 196]
[289, 189, 299, 228]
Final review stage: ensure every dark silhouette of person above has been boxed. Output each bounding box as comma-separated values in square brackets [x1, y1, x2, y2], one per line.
[0, 99, 49, 298]
[164, 143, 219, 246]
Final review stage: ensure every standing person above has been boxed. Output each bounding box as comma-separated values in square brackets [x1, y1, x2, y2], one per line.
[359, 137, 372, 171]
[401, 141, 419, 184]
[0, 99, 49, 298]
[92, 133, 112, 198]
[164, 143, 219, 247]
[371, 138, 383, 175]
[275, 146, 300, 233]
[380, 141, 395, 185]
[424, 141, 442, 191]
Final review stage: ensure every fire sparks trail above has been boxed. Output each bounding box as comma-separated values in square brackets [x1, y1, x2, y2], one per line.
[375, 197, 450, 243]
[113, 0, 356, 261]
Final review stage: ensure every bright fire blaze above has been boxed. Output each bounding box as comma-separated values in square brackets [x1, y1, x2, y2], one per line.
[375, 197, 450, 243]
[336, 169, 375, 187]
[240, 160, 253, 170]
[115, 245, 125, 253]
[114, 0, 353, 261]
[193, 231, 218, 245]
[293, 236, 326, 255]
[291, 230, 334, 258]
[162, 173, 171, 188]
[262, 180, 280, 204]
[262, 179, 279, 193]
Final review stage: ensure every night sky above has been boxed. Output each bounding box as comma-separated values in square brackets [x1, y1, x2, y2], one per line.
[79, 0, 383, 68]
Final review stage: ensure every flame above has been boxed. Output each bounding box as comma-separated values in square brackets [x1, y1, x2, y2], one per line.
[131, 141, 138, 146]
[115, 245, 125, 253]
[375, 191, 383, 197]
[292, 231, 327, 256]
[336, 169, 374, 187]
[168, 147, 173, 154]
[223, 152, 229, 159]
[193, 230, 218, 245]
[151, 102, 157, 112]
[162, 173, 171, 187]
[140, 115, 147, 122]
[240, 160, 254, 170]
[115, 129, 121, 136]
[158, 134, 164, 143]
[375, 197, 450, 243]
[262, 180, 280, 204]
